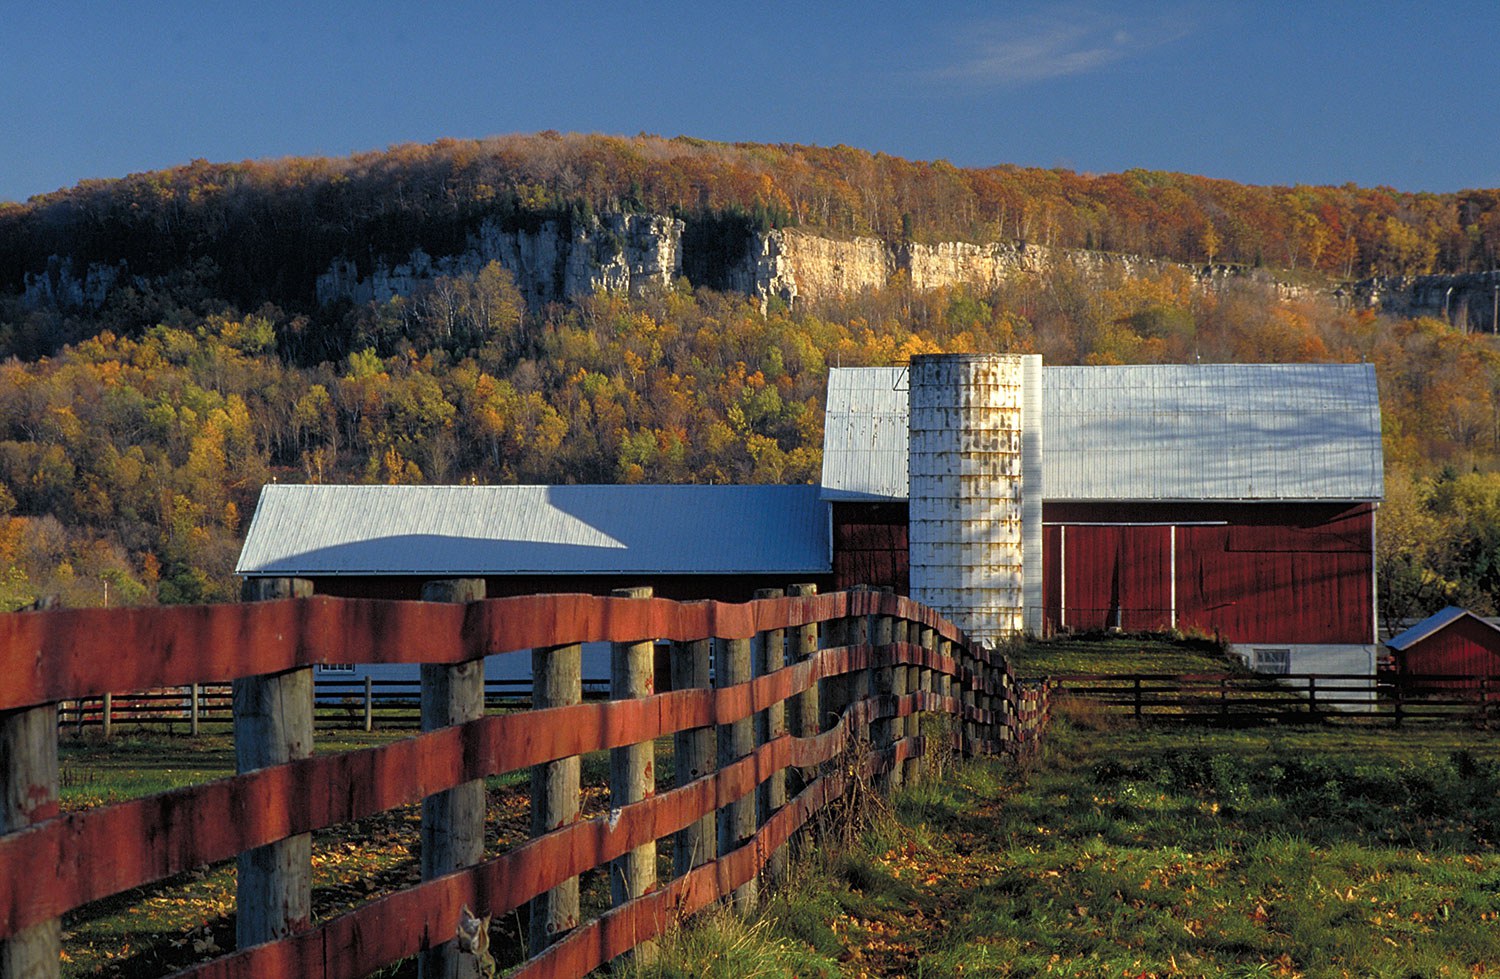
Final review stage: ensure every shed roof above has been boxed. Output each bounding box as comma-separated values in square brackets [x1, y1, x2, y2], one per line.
[237, 484, 831, 577]
[820, 363, 1384, 502]
[1385, 606, 1500, 651]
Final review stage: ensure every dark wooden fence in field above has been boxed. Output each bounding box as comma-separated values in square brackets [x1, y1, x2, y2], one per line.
[54, 677, 615, 736]
[1054, 671, 1500, 725]
[0, 582, 1052, 979]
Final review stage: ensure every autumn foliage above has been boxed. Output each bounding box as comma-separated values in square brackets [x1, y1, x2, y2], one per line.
[1, 134, 1499, 617]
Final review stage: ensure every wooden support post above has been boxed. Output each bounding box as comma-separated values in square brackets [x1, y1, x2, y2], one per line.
[1133, 675, 1144, 723]
[530, 642, 582, 951]
[235, 577, 314, 952]
[717, 635, 757, 912]
[894, 618, 918, 785]
[418, 578, 486, 979]
[960, 647, 978, 757]
[871, 608, 897, 793]
[819, 612, 849, 733]
[190, 683, 201, 738]
[609, 587, 657, 929]
[1307, 675, 1318, 717]
[787, 584, 820, 789]
[752, 588, 788, 887]
[2, 701, 61, 979]
[363, 675, 374, 733]
[100, 692, 113, 740]
[671, 639, 714, 878]
[845, 591, 873, 749]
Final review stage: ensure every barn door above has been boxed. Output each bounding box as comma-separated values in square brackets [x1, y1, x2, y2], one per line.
[1056, 525, 1173, 633]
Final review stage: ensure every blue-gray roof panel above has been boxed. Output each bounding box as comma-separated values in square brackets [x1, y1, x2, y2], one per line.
[237, 484, 831, 576]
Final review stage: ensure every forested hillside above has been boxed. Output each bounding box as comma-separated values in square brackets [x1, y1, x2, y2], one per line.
[4, 133, 1500, 317]
[1, 134, 1498, 623]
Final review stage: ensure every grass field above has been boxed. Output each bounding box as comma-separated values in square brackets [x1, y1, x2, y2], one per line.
[1005, 632, 1241, 679]
[635, 716, 1500, 978]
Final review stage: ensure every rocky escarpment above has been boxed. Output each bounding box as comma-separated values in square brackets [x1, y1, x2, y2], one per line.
[1345, 271, 1500, 332]
[315, 212, 683, 308]
[23, 207, 1478, 322]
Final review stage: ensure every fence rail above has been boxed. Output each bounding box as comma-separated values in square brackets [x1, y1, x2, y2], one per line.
[1054, 670, 1500, 725]
[0, 584, 1053, 979]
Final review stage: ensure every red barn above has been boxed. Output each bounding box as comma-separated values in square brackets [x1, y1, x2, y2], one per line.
[821, 363, 1384, 677]
[1386, 607, 1500, 690]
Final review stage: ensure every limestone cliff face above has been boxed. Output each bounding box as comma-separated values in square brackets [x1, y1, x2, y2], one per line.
[23, 207, 1478, 323]
[1346, 271, 1500, 332]
[23, 256, 124, 308]
[760, 231, 1177, 304]
[315, 212, 683, 307]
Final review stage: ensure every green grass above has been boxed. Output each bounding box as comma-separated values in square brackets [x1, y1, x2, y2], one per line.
[644, 719, 1500, 978]
[1007, 633, 1238, 679]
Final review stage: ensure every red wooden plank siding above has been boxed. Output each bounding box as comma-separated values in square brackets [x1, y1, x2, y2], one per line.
[1176, 507, 1373, 644]
[1041, 503, 1374, 644]
[832, 503, 909, 594]
[1400, 617, 1500, 688]
[1056, 525, 1172, 632]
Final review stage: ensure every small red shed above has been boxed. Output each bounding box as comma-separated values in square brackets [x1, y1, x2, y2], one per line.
[1386, 607, 1500, 690]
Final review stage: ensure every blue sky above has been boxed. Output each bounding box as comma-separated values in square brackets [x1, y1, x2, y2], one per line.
[4, 1, 1496, 203]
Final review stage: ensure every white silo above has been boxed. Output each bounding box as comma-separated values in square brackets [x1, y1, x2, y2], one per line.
[908, 353, 1043, 641]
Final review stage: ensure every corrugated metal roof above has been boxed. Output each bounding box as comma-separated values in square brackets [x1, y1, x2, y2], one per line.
[1385, 606, 1500, 651]
[821, 367, 910, 501]
[820, 363, 1385, 502]
[237, 484, 831, 576]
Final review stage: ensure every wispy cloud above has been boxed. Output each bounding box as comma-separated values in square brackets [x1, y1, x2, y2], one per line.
[941, 7, 1193, 85]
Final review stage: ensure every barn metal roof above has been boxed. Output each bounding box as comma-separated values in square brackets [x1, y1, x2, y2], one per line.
[820, 363, 1384, 502]
[237, 484, 831, 576]
[1385, 606, 1500, 651]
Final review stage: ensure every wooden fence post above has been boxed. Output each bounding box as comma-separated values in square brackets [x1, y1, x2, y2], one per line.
[190, 683, 201, 737]
[530, 641, 582, 951]
[871, 604, 897, 793]
[1307, 675, 1319, 717]
[418, 578, 486, 979]
[1, 700, 61, 979]
[787, 583, 820, 794]
[752, 588, 788, 887]
[1133, 676, 1143, 723]
[671, 638, 714, 878]
[847, 587, 874, 715]
[960, 645, 978, 757]
[915, 624, 937, 780]
[100, 692, 113, 740]
[716, 633, 757, 912]
[235, 576, 314, 951]
[363, 675, 374, 733]
[893, 617, 917, 786]
[609, 586, 657, 937]
[820, 610, 849, 733]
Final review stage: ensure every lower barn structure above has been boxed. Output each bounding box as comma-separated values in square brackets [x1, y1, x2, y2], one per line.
[238, 357, 1385, 695]
[236, 483, 833, 684]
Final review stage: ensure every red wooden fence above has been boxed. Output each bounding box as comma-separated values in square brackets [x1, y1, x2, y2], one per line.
[0, 586, 1052, 979]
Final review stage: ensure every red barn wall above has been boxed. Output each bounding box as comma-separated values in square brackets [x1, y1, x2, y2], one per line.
[1400, 617, 1500, 687]
[832, 502, 910, 594]
[1042, 502, 1374, 644]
